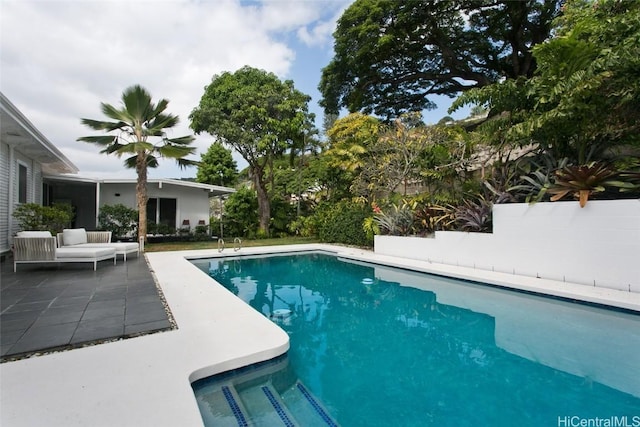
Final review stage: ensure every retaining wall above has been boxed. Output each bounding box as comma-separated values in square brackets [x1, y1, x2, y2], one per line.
[374, 199, 640, 292]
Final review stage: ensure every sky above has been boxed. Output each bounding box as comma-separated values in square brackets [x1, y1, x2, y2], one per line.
[1, 0, 469, 180]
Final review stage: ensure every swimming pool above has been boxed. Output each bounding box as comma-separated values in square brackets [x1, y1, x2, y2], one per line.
[191, 251, 640, 426]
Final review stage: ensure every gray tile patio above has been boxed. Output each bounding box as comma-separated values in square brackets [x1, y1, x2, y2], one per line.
[0, 253, 174, 362]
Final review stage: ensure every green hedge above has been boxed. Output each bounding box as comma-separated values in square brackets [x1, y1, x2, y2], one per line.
[314, 200, 372, 247]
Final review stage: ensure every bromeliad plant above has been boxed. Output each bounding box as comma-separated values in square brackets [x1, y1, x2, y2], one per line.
[547, 162, 619, 207]
[373, 201, 416, 236]
[454, 197, 493, 232]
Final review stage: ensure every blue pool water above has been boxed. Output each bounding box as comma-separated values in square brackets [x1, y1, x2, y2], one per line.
[191, 252, 640, 426]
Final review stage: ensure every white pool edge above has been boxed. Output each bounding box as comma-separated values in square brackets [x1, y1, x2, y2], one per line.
[1, 244, 638, 427]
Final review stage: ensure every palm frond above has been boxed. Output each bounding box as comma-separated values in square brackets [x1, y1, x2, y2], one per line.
[100, 103, 132, 124]
[80, 118, 128, 132]
[175, 158, 200, 169]
[156, 144, 197, 159]
[76, 135, 118, 145]
[124, 154, 159, 169]
[122, 85, 154, 121]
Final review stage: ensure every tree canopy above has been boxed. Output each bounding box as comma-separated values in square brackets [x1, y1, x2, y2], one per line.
[196, 142, 238, 187]
[452, 0, 640, 164]
[319, 0, 561, 120]
[190, 66, 314, 233]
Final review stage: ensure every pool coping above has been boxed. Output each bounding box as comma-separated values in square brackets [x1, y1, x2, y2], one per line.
[1, 244, 639, 426]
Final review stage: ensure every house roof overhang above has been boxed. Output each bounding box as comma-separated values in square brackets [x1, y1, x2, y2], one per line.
[0, 92, 79, 174]
[43, 175, 236, 197]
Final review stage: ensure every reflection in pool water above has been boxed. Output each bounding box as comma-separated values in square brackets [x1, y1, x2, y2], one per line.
[192, 252, 640, 427]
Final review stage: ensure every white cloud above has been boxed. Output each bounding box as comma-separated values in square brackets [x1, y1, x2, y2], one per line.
[1, 0, 353, 178]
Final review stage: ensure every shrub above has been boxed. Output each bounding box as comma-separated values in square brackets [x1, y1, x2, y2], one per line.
[98, 204, 138, 239]
[223, 187, 259, 238]
[314, 200, 372, 247]
[13, 203, 74, 234]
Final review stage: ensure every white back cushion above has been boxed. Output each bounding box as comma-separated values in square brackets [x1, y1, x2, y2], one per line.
[16, 231, 52, 237]
[62, 228, 88, 246]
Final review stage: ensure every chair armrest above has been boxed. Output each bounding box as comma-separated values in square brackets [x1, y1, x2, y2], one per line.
[86, 231, 112, 243]
[13, 237, 57, 261]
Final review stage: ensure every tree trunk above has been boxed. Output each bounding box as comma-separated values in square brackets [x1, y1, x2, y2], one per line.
[253, 165, 271, 235]
[136, 151, 148, 243]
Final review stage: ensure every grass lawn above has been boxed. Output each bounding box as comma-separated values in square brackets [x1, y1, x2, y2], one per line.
[144, 236, 321, 252]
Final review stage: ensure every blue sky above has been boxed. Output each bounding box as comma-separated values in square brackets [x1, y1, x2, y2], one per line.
[1, 0, 468, 178]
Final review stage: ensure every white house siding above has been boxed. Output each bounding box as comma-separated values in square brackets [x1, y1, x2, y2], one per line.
[0, 142, 10, 252]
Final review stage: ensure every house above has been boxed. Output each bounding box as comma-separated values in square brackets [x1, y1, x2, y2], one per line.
[1, 92, 233, 255]
[43, 175, 233, 235]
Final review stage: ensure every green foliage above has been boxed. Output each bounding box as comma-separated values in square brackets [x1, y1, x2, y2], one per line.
[13, 203, 74, 234]
[98, 204, 138, 239]
[373, 202, 415, 236]
[269, 196, 296, 237]
[196, 142, 238, 186]
[313, 200, 372, 247]
[190, 66, 315, 233]
[288, 216, 316, 237]
[452, 0, 640, 165]
[454, 198, 493, 233]
[320, 0, 560, 119]
[78, 84, 197, 241]
[548, 162, 620, 207]
[222, 187, 259, 238]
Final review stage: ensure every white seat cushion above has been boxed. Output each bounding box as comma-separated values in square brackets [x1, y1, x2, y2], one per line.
[63, 228, 88, 246]
[80, 242, 139, 254]
[16, 231, 52, 237]
[56, 247, 115, 259]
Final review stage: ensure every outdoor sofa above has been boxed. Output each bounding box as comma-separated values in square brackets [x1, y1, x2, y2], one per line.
[56, 228, 140, 261]
[13, 231, 116, 272]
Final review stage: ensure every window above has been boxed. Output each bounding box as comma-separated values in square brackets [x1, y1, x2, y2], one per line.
[18, 164, 27, 203]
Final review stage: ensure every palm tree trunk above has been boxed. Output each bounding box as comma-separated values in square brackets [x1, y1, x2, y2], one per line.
[136, 151, 148, 243]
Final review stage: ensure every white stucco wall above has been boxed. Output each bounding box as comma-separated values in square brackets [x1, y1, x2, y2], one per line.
[375, 199, 640, 292]
[100, 182, 211, 229]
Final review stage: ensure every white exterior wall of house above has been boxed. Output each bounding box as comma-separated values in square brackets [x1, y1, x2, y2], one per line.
[375, 199, 640, 293]
[1, 93, 78, 253]
[100, 181, 214, 230]
[0, 142, 10, 253]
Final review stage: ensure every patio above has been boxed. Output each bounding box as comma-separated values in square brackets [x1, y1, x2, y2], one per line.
[0, 253, 173, 362]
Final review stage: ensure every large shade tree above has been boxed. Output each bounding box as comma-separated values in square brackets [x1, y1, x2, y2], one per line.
[78, 85, 197, 242]
[452, 0, 640, 164]
[190, 66, 314, 234]
[319, 0, 561, 119]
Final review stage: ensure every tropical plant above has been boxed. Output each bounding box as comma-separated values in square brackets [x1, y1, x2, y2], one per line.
[98, 203, 138, 239]
[452, 0, 640, 165]
[373, 202, 415, 236]
[454, 198, 493, 232]
[547, 162, 619, 207]
[12, 203, 74, 234]
[190, 66, 315, 234]
[413, 203, 456, 235]
[507, 155, 569, 203]
[222, 187, 259, 238]
[78, 85, 197, 242]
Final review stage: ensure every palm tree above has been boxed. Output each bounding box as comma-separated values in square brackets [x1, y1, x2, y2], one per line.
[78, 85, 197, 242]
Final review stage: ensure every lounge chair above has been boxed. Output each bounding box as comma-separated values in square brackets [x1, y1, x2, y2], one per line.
[56, 228, 140, 261]
[13, 231, 116, 272]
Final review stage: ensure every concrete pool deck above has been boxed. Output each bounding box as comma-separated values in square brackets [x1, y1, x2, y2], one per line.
[2, 244, 639, 426]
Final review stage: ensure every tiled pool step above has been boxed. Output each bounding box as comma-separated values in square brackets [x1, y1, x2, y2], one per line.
[205, 379, 339, 426]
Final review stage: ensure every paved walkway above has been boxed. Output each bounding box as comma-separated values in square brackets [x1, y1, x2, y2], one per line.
[0, 253, 173, 361]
